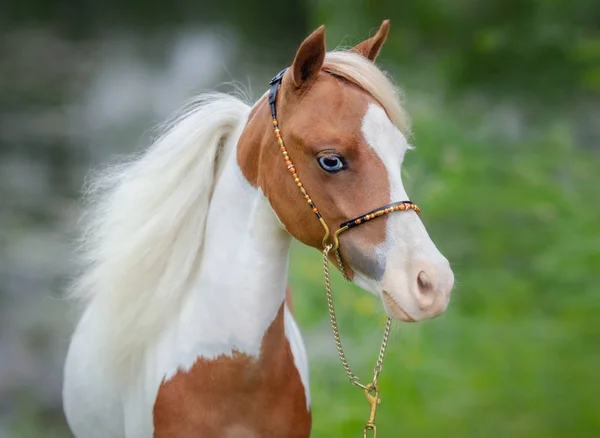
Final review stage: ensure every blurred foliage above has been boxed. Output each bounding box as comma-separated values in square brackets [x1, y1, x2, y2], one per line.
[314, 0, 599, 103]
[1, 0, 307, 65]
[3, 0, 598, 102]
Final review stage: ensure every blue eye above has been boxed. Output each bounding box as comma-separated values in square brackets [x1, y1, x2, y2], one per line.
[317, 154, 345, 173]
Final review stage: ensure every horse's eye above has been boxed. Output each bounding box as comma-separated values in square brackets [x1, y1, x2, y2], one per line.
[317, 154, 345, 173]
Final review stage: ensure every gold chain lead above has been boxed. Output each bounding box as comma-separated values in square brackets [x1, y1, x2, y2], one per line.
[323, 245, 392, 437]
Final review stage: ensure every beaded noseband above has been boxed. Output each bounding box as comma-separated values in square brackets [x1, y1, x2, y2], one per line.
[268, 68, 420, 252]
[268, 68, 420, 438]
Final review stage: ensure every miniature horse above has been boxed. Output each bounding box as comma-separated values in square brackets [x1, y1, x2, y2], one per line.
[63, 21, 454, 437]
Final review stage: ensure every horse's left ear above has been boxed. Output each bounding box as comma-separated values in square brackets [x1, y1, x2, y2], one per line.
[352, 20, 390, 61]
[291, 25, 327, 88]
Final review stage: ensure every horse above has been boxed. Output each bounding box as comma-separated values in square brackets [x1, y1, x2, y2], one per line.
[63, 20, 454, 438]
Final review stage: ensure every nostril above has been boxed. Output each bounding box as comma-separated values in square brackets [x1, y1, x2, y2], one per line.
[415, 270, 436, 310]
[417, 271, 432, 293]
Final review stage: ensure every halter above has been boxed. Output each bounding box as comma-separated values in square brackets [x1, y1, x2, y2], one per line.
[269, 68, 420, 438]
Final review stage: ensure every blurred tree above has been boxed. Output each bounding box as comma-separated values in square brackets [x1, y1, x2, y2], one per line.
[0, 0, 308, 62]
[312, 0, 600, 104]
[3, 0, 598, 103]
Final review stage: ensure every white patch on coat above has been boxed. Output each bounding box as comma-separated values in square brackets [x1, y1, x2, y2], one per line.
[285, 305, 311, 408]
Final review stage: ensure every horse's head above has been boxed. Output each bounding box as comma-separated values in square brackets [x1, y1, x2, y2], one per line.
[239, 21, 453, 322]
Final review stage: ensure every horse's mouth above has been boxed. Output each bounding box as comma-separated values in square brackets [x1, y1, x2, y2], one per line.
[382, 291, 415, 322]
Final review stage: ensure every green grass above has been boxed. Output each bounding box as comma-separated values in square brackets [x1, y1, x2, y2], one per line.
[288, 97, 600, 437]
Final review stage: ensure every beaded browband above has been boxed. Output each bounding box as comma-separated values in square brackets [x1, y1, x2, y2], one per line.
[268, 68, 420, 251]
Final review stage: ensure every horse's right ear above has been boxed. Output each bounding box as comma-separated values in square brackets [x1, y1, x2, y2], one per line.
[351, 20, 390, 62]
[291, 25, 326, 88]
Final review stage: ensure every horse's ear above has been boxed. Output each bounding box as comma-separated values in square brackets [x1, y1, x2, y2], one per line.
[291, 25, 326, 88]
[351, 20, 390, 61]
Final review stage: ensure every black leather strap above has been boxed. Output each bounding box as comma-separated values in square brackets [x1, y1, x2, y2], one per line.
[268, 68, 288, 119]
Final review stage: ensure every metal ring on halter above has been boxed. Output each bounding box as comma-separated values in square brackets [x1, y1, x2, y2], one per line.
[319, 218, 331, 249]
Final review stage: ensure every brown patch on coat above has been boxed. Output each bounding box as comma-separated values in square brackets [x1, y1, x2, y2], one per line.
[153, 304, 311, 438]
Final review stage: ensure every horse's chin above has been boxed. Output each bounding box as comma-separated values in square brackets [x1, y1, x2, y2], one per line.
[381, 291, 416, 322]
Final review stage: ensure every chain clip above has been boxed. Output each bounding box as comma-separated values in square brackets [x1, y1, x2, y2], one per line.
[363, 383, 381, 438]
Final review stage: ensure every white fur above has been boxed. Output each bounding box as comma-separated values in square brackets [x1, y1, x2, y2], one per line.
[352, 103, 411, 294]
[63, 307, 125, 438]
[285, 305, 311, 408]
[354, 104, 451, 319]
[156, 157, 290, 380]
[67, 94, 252, 377]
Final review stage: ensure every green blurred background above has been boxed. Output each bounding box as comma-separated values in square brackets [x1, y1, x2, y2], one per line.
[1, 0, 599, 437]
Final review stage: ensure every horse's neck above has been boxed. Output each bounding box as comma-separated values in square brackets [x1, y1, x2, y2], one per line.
[158, 141, 292, 378]
[150, 142, 313, 435]
[120, 119, 310, 437]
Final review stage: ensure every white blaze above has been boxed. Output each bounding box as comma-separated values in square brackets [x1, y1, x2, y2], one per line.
[354, 103, 451, 320]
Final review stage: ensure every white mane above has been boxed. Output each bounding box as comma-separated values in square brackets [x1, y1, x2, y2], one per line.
[70, 93, 251, 374]
[69, 51, 407, 378]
